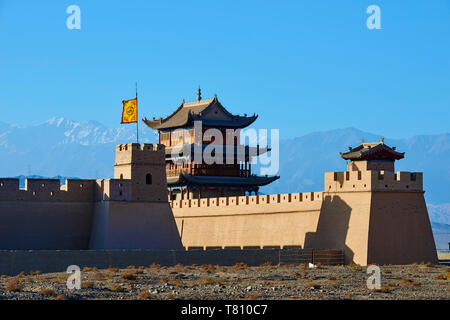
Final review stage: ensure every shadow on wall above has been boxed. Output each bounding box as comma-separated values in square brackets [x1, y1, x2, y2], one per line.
[304, 195, 354, 264]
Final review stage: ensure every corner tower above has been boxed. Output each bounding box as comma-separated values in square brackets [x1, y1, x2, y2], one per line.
[114, 143, 167, 202]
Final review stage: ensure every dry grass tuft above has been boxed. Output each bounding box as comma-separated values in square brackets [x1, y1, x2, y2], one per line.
[91, 272, 105, 281]
[401, 278, 422, 287]
[231, 262, 248, 271]
[138, 291, 155, 300]
[304, 282, 322, 289]
[197, 276, 216, 285]
[386, 281, 398, 287]
[260, 262, 272, 267]
[56, 274, 69, 283]
[149, 263, 161, 271]
[54, 294, 68, 300]
[106, 283, 123, 292]
[119, 271, 137, 281]
[38, 287, 55, 297]
[434, 273, 449, 280]
[5, 277, 23, 292]
[370, 287, 392, 293]
[81, 281, 95, 289]
[199, 264, 216, 274]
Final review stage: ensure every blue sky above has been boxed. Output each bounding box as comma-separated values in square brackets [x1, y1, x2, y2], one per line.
[0, 0, 449, 138]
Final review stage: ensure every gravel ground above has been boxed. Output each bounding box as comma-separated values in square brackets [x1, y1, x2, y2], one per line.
[0, 263, 449, 300]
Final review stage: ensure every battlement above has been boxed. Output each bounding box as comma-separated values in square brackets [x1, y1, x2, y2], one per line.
[170, 191, 323, 209]
[95, 179, 132, 201]
[115, 143, 165, 153]
[115, 143, 165, 167]
[324, 170, 423, 193]
[0, 178, 96, 202]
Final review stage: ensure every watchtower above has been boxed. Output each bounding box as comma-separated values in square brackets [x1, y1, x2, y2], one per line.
[114, 143, 167, 202]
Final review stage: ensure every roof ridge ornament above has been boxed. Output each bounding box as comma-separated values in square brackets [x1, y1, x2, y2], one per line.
[361, 139, 364, 144]
[381, 137, 384, 144]
[197, 86, 202, 102]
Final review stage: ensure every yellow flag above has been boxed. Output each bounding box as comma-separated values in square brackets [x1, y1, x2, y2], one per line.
[121, 98, 138, 124]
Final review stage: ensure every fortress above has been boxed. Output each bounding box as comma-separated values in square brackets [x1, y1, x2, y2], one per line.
[0, 93, 439, 266]
[0, 141, 438, 266]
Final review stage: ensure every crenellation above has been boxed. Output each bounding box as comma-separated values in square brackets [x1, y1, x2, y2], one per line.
[0, 178, 96, 202]
[170, 191, 323, 209]
[325, 170, 423, 193]
[96, 179, 132, 201]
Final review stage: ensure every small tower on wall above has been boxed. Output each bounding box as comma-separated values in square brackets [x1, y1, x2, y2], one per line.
[340, 138, 404, 172]
[114, 143, 167, 202]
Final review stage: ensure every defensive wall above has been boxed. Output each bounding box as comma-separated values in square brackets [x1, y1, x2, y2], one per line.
[0, 143, 439, 266]
[172, 168, 438, 265]
[0, 143, 183, 252]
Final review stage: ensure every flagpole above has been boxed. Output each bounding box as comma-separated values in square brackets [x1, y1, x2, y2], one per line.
[136, 82, 139, 145]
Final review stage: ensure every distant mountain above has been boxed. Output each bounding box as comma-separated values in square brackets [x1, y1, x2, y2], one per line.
[260, 127, 450, 205]
[0, 117, 157, 179]
[0, 118, 449, 204]
[431, 222, 450, 251]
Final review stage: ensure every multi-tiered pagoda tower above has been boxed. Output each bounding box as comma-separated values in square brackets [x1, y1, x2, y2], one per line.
[143, 89, 279, 200]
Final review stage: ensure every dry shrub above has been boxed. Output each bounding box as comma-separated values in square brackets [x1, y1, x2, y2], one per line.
[304, 282, 322, 289]
[170, 279, 185, 288]
[165, 293, 175, 299]
[91, 272, 105, 281]
[120, 271, 137, 281]
[217, 266, 228, 272]
[370, 287, 391, 293]
[401, 279, 421, 287]
[55, 294, 68, 300]
[5, 278, 22, 292]
[39, 287, 55, 297]
[197, 276, 216, 285]
[82, 266, 92, 272]
[138, 291, 155, 300]
[386, 281, 398, 287]
[29, 270, 41, 276]
[246, 294, 259, 300]
[126, 265, 136, 270]
[326, 275, 337, 281]
[106, 283, 123, 292]
[260, 262, 272, 268]
[231, 262, 248, 271]
[56, 274, 69, 283]
[149, 263, 161, 270]
[0, 275, 8, 279]
[106, 267, 119, 273]
[199, 264, 216, 274]
[435, 273, 449, 280]
[81, 281, 95, 289]
[171, 264, 184, 273]
[349, 262, 362, 271]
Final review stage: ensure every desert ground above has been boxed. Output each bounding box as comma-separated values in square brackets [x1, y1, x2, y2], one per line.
[0, 263, 448, 300]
